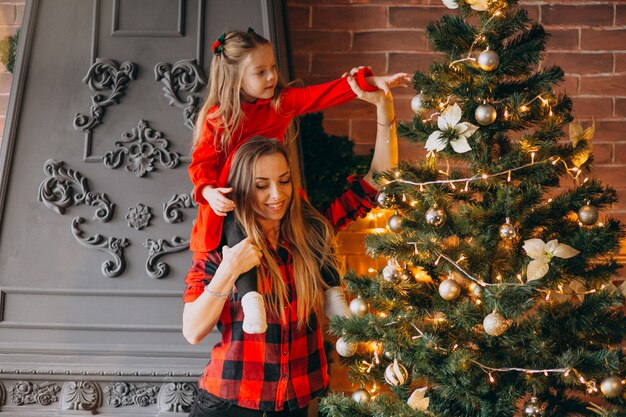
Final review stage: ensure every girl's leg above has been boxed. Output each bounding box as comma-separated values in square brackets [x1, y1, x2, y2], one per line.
[223, 212, 267, 333]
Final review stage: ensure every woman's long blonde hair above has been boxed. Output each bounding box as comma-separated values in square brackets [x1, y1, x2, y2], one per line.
[227, 137, 342, 327]
[192, 30, 285, 151]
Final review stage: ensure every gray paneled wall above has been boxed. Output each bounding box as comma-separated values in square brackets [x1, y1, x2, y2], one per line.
[0, 0, 289, 415]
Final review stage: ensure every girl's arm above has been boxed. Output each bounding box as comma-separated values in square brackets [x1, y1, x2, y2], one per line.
[182, 238, 261, 344]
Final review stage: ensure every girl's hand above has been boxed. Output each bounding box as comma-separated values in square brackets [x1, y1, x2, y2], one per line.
[221, 237, 262, 277]
[366, 72, 412, 95]
[346, 75, 392, 107]
[202, 186, 235, 216]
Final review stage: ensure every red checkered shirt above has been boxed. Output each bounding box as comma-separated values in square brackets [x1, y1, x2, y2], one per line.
[183, 176, 377, 411]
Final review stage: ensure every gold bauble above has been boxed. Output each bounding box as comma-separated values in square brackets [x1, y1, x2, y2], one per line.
[475, 103, 497, 125]
[438, 278, 461, 300]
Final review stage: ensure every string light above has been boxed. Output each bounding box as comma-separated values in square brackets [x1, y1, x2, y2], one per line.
[449, 8, 505, 68]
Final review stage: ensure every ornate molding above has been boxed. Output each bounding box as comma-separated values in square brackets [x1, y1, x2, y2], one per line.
[0, 381, 5, 406]
[154, 59, 207, 129]
[0, 369, 200, 378]
[71, 217, 129, 278]
[158, 382, 196, 413]
[103, 119, 181, 177]
[37, 159, 114, 222]
[73, 58, 138, 132]
[105, 382, 159, 408]
[8, 381, 60, 406]
[144, 236, 189, 279]
[61, 381, 101, 411]
[163, 192, 197, 224]
[126, 203, 152, 230]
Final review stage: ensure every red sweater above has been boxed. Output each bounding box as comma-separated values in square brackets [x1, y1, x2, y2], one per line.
[188, 68, 376, 252]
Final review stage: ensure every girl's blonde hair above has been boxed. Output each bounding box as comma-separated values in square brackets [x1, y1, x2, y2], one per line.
[227, 137, 343, 327]
[193, 30, 284, 151]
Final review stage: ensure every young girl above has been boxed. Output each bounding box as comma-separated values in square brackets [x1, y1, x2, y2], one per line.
[188, 29, 409, 334]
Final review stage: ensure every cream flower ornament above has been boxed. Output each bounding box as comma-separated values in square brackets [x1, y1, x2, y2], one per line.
[466, 0, 490, 11]
[523, 238, 579, 282]
[425, 103, 478, 154]
[407, 387, 429, 411]
[442, 0, 459, 8]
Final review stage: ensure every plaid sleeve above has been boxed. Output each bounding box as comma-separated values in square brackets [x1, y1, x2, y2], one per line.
[325, 175, 378, 231]
[182, 250, 222, 303]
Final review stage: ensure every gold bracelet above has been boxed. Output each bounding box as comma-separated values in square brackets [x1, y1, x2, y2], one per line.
[204, 285, 230, 299]
[376, 115, 396, 127]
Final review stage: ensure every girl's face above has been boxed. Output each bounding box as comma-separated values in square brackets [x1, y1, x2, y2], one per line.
[252, 152, 292, 232]
[240, 44, 278, 103]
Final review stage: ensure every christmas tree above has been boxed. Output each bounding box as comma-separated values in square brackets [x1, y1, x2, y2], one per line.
[320, 1, 626, 416]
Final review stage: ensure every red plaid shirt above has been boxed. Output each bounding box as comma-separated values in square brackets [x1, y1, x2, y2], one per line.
[183, 176, 377, 411]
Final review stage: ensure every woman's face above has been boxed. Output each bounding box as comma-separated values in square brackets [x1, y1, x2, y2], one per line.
[252, 152, 292, 231]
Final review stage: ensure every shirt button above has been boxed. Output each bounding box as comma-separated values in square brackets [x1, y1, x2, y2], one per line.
[282, 373, 288, 378]
[283, 351, 287, 355]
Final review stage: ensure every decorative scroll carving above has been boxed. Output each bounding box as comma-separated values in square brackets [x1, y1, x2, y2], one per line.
[158, 382, 196, 413]
[61, 381, 101, 411]
[71, 217, 129, 278]
[144, 236, 189, 279]
[103, 119, 181, 177]
[73, 58, 137, 132]
[163, 192, 197, 224]
[37, 159, 114, 222]
[155, 59, 207, 129]
[105, 382, 159, 408]
[8, 381, 60, 406]
[126, 203, 152, 230]
[0, 381, 5, 406]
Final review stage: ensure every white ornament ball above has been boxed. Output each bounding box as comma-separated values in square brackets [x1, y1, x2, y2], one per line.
[384, 360, 409, 386]
[425, 206, 445, 227]
[472, 284, 483, 298]
[352, 388, 371, 403]
[475, 103, 497, 125]
[349, 297, 369, 317]
[483, 311, 508, 336]
[383, 263, 400, 282]
[477, 49, 500, 71]
[578, 204, 599, 226]
[376, 190, 392, 208]
[600, 376, 623, 398]
[411, 93, 426, 114]
[388, 214, 403, 233]
[336, 336, 358, 357]
[438, 279, 461, 300]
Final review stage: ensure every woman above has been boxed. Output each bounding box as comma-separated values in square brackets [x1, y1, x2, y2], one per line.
[182, 74, 398, 417]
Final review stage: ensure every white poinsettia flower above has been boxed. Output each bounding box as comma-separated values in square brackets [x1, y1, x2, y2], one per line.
[442, 0, 459, 9]
[425, 103, 478, 154]
[407, 387, 429, 411]
[466, 0, 489, 11]
[523, 238, 580, 282]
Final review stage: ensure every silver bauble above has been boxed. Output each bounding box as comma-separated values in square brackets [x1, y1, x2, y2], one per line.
[383, 263, 400, 282]
[376, 190, 393, 208]
[600, 376, 623, 398]
[523, 397, 545, 417]
[349, 297, 369, 317]
[472, 284, 483, 298]
[425, 206, 445, 227]
[477, 49, 500, 71]
[411, 93, 426, 114]
[388, 214, 403, 233]
[499, 218, 518, 239]
[352, 388, 371, 403]
[438, 279, 461, 300]
[336, 336, 358, 357]
[475, 103, 497, 125]
[384, 360, 409, 386]
[483, 311, 508, 336]
[578, 204, 599, 226]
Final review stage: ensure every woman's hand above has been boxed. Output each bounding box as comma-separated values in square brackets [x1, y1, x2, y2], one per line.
[201, 185, 235, 216]
[221, 237, 262, 278]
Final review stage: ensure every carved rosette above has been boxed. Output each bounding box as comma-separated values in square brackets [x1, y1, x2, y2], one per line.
[8, 381, 60, 406]
[37, 159, 115, 222]
[71, 217, 130, 278]
[158, 382, 196, 413]
[74, 58, 138, 132]
[154, 59, 207, 129]
[61, 381, 101, 411]
[126, 203, 152, 230]
[105, 382, 159, 408]
[103, 119, 181, 177]
[163, 192, 197, 224]
[144, 236, 189, 279]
